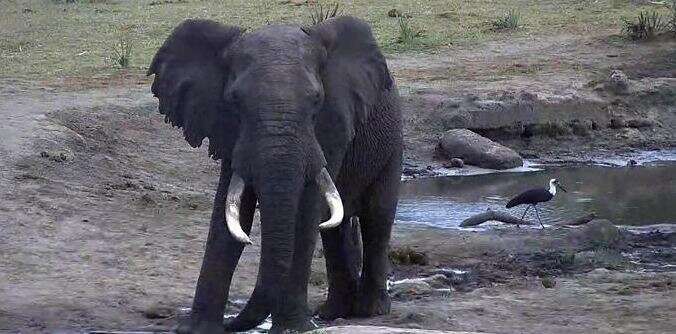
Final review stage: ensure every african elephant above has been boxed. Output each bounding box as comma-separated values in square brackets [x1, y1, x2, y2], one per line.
[147, 16, 402, 333]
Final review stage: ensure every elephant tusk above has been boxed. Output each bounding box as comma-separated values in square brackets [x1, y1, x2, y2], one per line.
[225, 173, 253, 244]
[317, 168, 344, 229]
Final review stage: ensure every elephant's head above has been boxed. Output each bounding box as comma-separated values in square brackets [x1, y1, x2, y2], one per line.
[147, 16, 392, 309]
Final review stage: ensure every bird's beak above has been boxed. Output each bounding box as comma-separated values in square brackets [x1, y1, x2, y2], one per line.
[557, 183, 568, 192]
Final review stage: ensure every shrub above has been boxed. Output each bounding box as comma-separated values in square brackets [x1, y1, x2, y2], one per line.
[622, 11, 665, 40]
[492, 9, 521, 31]
[541, 276, 556, 288]
[308, 2, 340, 25]
[396, 17, 423, 45]
[111, 26, 133, 68]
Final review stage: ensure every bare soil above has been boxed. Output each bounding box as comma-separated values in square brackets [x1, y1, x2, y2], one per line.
[0, 32, 674, 333]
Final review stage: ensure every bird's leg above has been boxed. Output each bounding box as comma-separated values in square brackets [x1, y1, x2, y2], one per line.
[519, 205, 531, 227]
[534, 205, 545, 229]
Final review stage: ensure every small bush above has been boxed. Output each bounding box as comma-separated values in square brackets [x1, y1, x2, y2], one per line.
[308, 2, 340, 25]
[492, 9, 521, 31]
[541, 276, 556, 289]
[111, 26, 133, 68]
[396, 17, 423, 45]
[389, 246, 428, 266]
[622, 11, 666, 40]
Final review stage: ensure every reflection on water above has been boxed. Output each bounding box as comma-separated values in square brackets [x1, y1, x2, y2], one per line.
[396, 162, 676, 228]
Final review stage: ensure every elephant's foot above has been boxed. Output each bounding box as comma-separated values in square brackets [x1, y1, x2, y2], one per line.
[269, 317, 317, 334]
[317, 293, 356, 320]
[175, 317, 225, 334]
[354, 289, 391, 317]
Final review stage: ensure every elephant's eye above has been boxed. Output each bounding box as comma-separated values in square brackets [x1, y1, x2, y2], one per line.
[226, 89, 241, 105]
[313, 91, 322, 105]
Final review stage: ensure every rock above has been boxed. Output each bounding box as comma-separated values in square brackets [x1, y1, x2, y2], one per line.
[609, 117, 626, 129]
[390, 247, 429, 265]
[627, 159, 638, 166]
[138, 193, 157, 206]
[445, 158, 464, 168]
[607, 70, 629, 94]
[389, 279, 433, 298]
[430, 91, 609, 140]
[625, 118, 655, 128]
[429, 269, 472, 286]
[570, 120, 591, 136]
[570, 219, 625, 249]
[439, 129, 523, 169]
[40, 149, 74, 162]
[142, 302, 174, 319]
[419, 274, 450, 289]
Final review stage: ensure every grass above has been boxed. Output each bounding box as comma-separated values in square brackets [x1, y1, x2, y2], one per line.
[492, 9, 521, 31]
[0, 0, 673, 81]
[622, 10, 667, 40]
[111, 25, 134, 68]
[396, 17, 424, 46]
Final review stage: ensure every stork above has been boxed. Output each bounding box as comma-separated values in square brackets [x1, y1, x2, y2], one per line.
[506, 178, 567, 228]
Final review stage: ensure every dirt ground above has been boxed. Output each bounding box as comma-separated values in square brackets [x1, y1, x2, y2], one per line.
[0, 29, 674, 334]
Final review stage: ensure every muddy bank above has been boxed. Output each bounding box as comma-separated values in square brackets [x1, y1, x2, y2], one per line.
[400, 74, 675, 175]
[395, 35, 676, 174]
[0, 31, 675, 333]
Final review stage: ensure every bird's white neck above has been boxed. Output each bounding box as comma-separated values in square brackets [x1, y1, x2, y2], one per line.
[549, 181, 556, 196]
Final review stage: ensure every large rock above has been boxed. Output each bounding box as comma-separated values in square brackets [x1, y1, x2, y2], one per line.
[439, 129, 523, 169]
[568, 219, 626, 249]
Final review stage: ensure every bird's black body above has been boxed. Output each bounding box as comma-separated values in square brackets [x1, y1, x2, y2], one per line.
[506, 188, 553, 208]
[505, 178, 566, 228]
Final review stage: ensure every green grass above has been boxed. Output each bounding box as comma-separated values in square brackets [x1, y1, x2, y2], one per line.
[492, 9, 521, 31]
[622, 10, 667, 40]
[0, 0, 672, 81]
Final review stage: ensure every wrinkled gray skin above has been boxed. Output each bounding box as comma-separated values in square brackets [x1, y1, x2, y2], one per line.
[147, 16, 402, 333]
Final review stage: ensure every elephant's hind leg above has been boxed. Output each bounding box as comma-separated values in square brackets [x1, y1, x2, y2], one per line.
[354, 154, 401, 317]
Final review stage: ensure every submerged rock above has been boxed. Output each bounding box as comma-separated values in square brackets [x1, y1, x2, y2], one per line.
[439, 129, 523, 169]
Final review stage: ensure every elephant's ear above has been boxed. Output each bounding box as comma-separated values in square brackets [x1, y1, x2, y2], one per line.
[147, 19, 243, 160]
[304, 16, 393, 126]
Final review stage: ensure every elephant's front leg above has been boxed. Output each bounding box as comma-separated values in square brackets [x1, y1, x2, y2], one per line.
[318, 216, 362, 320]
[271, 185, 321, 332]
[176, 178, 257, 334]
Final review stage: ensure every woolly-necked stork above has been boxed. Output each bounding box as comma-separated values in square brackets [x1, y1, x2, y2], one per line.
[506, 178, 567, 228]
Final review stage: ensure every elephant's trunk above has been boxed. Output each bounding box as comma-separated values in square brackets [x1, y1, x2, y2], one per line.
[253, 162, 303, 314]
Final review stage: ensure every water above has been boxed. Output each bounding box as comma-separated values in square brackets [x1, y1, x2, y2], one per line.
[396, 161, 676, 228]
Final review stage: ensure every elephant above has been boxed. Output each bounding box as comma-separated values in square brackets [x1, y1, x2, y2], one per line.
[147, 16, 402, 333]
